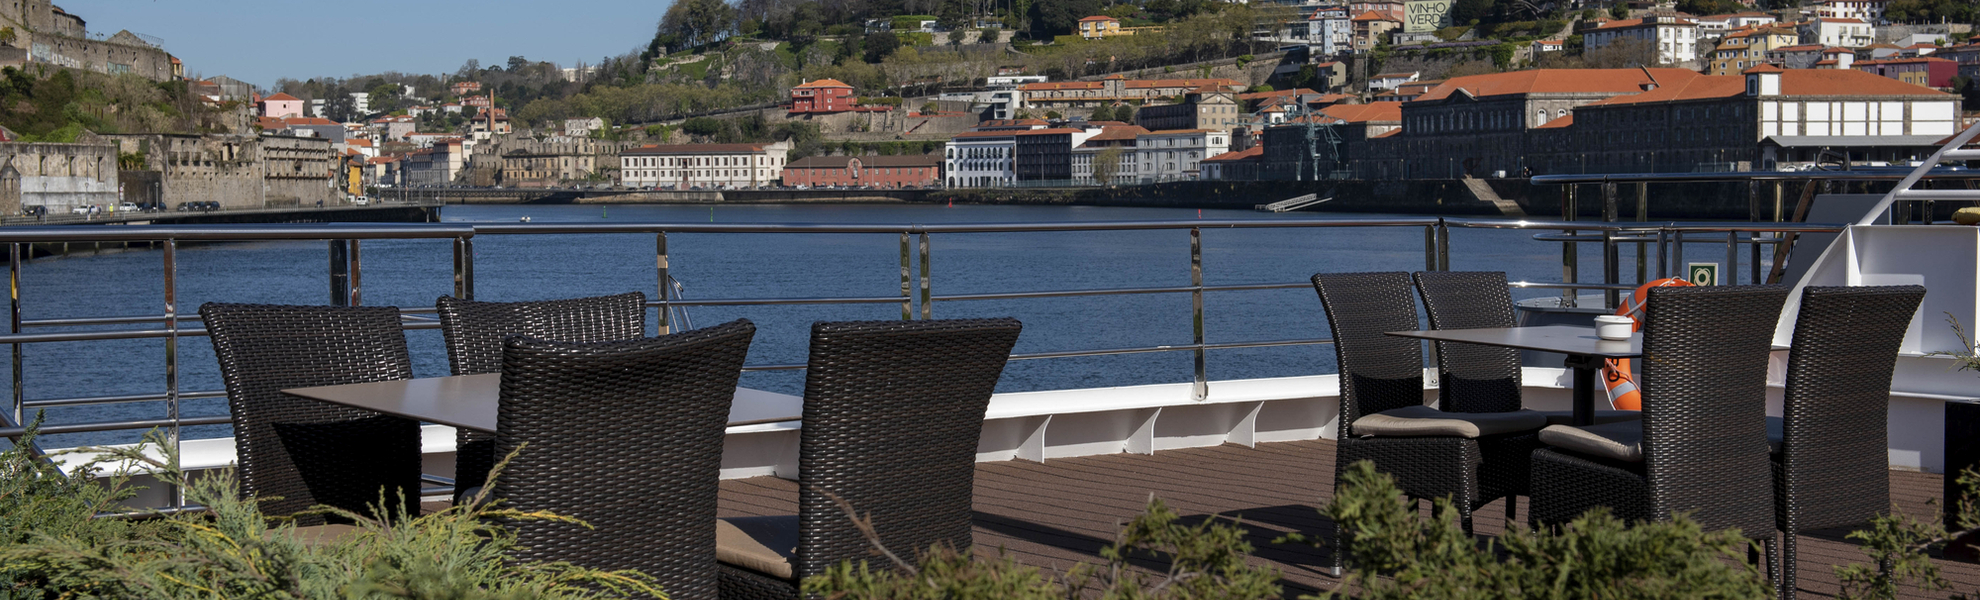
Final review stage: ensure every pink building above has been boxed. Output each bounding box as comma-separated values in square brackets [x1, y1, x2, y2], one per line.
[260, 92, 304, 118]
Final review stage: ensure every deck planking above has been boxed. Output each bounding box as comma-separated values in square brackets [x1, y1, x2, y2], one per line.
[717, 438, 1980, 598]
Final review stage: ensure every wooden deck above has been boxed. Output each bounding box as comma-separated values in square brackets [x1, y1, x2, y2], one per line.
[717, 438, 1980, 598]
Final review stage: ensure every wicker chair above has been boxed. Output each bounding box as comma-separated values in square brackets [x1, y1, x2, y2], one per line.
[715, 318, 1023, 600]
[493, 319, 756, 600]
[200, 303, 421, 527]
[1528, 285, 1790, 567]
[1413, 271, 1641, 429]
[435, 292, 645, 494]
[1772, 285, 1925, 600]
[1313, 272, 1545, 577]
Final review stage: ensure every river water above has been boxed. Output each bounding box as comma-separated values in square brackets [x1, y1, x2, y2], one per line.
[15, 203, 1649, 447]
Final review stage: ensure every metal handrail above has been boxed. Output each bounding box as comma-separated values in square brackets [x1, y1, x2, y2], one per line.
[1, 216, 1857, 453]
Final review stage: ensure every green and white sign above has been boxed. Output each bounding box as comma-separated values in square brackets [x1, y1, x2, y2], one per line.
[1687, 263, 1719, 286]
[1403, 0, 1454, 33]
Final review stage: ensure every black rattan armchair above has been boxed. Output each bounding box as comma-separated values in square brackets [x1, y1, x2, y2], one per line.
[435, 292, 645, 494]
[715, 318, 1022, 600]
[1413, 271, 1641, 429]
[200, 303, 421, 527]
[492, 319, 756, 600]
[1528, 285, 1790, 567]
[1313, 272, 1544, 577]
[1772, 285, 1925, 600]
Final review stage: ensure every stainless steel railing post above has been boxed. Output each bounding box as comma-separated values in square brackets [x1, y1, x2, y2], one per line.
[1725, 231, 1738, 286]
[328, 240, 350, 306]
[9, 243, 19, 426]
[1602, 182, 1619, 309]
[656, 233, 671, 335]
[1190, 227, 1206, 402]
[452, 236, 474, 300]
[1655, 229, 1668, 280]
[1673, 231, 1684, 282]
[899, 232, 912, 320]
[918, 232, 931, 320]
[163, 238, 180, 508]
[348, 240, 362, 306]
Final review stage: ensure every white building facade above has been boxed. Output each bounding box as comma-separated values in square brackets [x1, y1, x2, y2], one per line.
[944, 131, 1018, 188]
[1585, 14, 1700, 66]
[619, 142, 788, 189]
[1131, 129, 1231, 183]
[1815, 0, 1888, 23]
[1803, 18, 1875, 48]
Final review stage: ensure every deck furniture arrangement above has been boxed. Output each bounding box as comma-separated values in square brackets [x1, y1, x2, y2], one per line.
[492, 319, 757, 600]
[281, 373, 802, 434]
[715, 318, 1023, 600]
[201, 303, 423, 528]
[1412, 271, 1643, 428]
[434, 292, 647, 494]
[1771, 285, 1926, 599]
[1311, 272, 1545, 575]
[1528, 285, 1791, 569]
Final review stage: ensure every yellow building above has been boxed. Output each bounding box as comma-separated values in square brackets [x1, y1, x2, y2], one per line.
[1077, 15, 1125, 40]
[1708, 26, 1799, 75]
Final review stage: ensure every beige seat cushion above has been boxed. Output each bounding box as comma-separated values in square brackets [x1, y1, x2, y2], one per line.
[1352, 405, 1547, 438]
[717, 515, 798, 580]
[1537, 410, 1644, 426]
[1538, 421, 1644, 463]
[268, 523, 360, 547]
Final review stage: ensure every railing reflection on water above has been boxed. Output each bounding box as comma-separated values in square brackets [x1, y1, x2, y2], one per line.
[0, 217, 1853, 485]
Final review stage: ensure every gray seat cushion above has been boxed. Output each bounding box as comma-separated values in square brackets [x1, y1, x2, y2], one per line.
[1353, 405, 1547, 438]
[1538, 421, 1645, 462]
[717, 515, 798, 580]
[1537, 410, 1644, 426]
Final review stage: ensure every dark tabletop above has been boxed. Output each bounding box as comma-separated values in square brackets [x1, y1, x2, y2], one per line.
[1386, 325, 1643, 359]
[282, 373, 803, 433]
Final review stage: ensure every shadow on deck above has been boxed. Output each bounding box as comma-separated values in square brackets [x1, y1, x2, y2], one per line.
[717, 438, 1980, 598]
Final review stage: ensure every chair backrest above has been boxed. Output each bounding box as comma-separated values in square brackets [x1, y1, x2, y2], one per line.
[1637, 285, 1789, 536]
[493, 319, 756, 600]
[435, 292, 647, 376]
[1312, 272, 1424, 436]
[1780, 285, 1924, 531]
[435, 292, 646, 491]
[794, 318, 1021, 580]
[1413, 271, 1522, 413]
[199, 303, 420, 526]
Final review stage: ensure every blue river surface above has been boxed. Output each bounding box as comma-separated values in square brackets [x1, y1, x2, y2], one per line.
[11, 203, 1661, 447]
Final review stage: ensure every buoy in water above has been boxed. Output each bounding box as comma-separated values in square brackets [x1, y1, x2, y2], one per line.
[519, 216, 531, 222]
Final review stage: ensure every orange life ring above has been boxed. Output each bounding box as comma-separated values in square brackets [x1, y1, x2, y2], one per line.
[1602, 278, 1694, 410]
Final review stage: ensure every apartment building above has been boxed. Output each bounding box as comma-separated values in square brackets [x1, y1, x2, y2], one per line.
[1585, 13, 1701, 66]
[1135, 87, 1243, 131]
[1018, 75, 1243, 108]
[1131, 129, 1231, 182]
[781, 155, 941, 188]
[1708, 27, 1799, 75]
[1072, 125, 1148, 186]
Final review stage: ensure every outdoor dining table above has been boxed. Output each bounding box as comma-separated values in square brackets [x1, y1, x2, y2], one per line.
[1386, 325, 1641, 427]
[281, 373, 804, 433]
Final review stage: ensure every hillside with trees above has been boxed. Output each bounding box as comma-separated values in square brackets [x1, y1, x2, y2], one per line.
[0, 67, 237, 142]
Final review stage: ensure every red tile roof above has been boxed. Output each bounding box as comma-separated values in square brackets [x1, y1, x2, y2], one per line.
[1535, 114, 1574, 129]
[1351, 10, 1399, 21]
[1083, 125, 1150, 142]
[793, 78, 853, 89]
[263, 93, 301, 102]
[1319, 102, 1401, 123]
[1415, 68, 1702, 102]
[1078, 15, 1118, 22]
[1200, 146, 1262, 162]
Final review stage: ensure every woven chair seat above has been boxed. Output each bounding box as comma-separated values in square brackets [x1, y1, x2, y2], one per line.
[1354, 405, 1547, 438]
[1538, 410, 1643, 426]
[717, 516, 799, 580]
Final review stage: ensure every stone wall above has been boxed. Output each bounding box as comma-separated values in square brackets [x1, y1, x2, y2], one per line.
[100, 133, 322, 209]
[260, 135, 336, 207]
[0, 1, 177, 81]
[0, 140, 118, 211]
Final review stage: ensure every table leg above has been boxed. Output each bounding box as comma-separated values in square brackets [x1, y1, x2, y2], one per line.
[1563, 354, 1601, 427]
[1946, 401, 1980, 562]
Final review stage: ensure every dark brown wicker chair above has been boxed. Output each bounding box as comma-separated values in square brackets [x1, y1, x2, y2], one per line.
[1314, 272, 1545, 577]
[715, 318, 1023, 600]
[1772, 285, 1925, 600]
[492, 319, 756, 600]
[1528, 285, 1790, 570]
[435, 292, 645, 494]
[200, 303, 421, 527]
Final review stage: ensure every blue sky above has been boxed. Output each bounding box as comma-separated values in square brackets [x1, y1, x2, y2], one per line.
[58, 0, 669, 87]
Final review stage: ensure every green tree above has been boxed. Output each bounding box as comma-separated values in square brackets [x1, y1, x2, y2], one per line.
[1028, 0, 1103, 37]
[864, 32, 902, 63]
[658, 0, 739, 52]
[1609, 3, 1629, 19]
[1091, 147, 1125, 185]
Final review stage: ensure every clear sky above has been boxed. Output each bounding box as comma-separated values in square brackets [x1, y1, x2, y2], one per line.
[57, 0, 669, 87]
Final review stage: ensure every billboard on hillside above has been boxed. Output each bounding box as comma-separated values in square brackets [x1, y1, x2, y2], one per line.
[1403, 0, 1454, 33]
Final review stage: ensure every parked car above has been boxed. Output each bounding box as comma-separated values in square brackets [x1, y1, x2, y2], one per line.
[352, 196, 370, 206]
[201, 201, 220, 212]
[118, 202, 139, 212]
[176, 202, 194, 212]
[70, 205, 92, 215]
[20, 205, 45, 217]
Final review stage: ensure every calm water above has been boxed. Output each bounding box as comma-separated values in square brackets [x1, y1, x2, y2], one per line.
[14, 203, 1658, 447]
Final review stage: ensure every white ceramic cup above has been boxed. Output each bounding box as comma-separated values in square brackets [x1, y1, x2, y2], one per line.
[1594, 315, 1635, 341]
